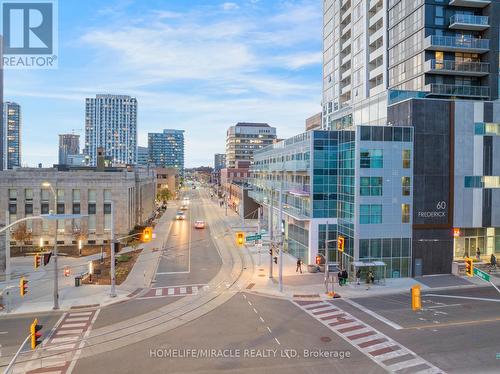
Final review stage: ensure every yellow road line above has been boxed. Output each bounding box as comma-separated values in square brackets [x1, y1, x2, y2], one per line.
[405, 316, 500, 330]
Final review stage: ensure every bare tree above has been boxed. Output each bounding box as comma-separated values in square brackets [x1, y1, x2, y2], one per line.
[12, 223, 33, 253]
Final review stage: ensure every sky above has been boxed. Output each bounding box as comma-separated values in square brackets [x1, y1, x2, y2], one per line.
[5, 0, 323, 168]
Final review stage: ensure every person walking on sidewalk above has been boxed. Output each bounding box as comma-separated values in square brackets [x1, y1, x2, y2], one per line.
[476, 248, 481, 261]
[341, 269, 348, 286]
[366, 270, 373, 290]
[338, 271, 343, 287]
[356, 268, 361, 285]
[296, 258, 303, 274]
[490, 253, 497, 271]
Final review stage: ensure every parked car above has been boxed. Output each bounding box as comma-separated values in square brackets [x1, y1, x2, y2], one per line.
[194, 220, 206, 229]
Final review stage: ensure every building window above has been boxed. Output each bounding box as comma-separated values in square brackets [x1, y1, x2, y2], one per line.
[402, 149, 411, 168]
[402, 204, 411, 223]
[360, 149, 383, 168]
[25, 204, 33, 214]
[25, 189, 33, 201]
[73, 203, 81, 214]
[104, 189, 112, 202]
[88, 203, 96, 215]
[360, 204, 382, 224]
[72, 189, 81, 202]
[88, 189, 96, 203]
[57, 189, 64, 202]
[57, 203, 65, 214]
[402, 177, 411, 196]
[360, 177, 383, 196]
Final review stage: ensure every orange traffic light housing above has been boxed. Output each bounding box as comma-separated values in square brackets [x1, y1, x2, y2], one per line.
[142, 227, 153, 242]
[338, 236, 345, 252]
[315, 255, 322, 265]
[237, 232, 244, 246]
[465, 257, 473, 277]
[34, 254, 41, 269]
[411, 285, 422, 311]
[30, 319, 42, 350]
[20, 277, 28, 297]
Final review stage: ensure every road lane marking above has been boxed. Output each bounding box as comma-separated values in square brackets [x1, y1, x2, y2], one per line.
[274, 337, 281, 345]
[60, 323, 87, 328]
[342, 298, 403, 330]
[66, 309, 100, 374]
[55, 329, 84, 335]
[294, 300, 443, 374]
[266, 327, 272, 333]
[253, 308, 258, 314]
[405, 316, 500, 330]
[425, 294, 500, 303]
[0, 331, 7, 334]
[259, 316, 265, 323]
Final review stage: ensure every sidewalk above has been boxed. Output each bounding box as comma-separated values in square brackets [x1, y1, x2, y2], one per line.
[0, 204, 177, 315]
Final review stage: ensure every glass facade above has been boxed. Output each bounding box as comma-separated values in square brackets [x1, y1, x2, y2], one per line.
[359, 238, 411, 278]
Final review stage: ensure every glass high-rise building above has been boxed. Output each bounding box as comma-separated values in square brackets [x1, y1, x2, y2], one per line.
[58, 134, 80, 165]
[148, 129, 185, 174]
[84, 95, 138, 166]
[2, 102, 21, 169]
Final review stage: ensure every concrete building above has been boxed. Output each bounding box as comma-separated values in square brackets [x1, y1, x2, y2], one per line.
[137, 146, 149, 166]
[305, 113, 322, 131]
[148, 129, 185, 174]
[225, 122, 277, 168]
[155, 167, 180, 197]
[214, 153, 226, 171]
[58, 134, 80, 165]
[227, 181, 259, 220]
[2, 102, 21, 169]
[66, 154, 86, 167]
[85, 94, 138, 166]
[0, 162, 155, 274]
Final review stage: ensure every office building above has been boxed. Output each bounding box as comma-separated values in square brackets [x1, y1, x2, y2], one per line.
[2, 102, 21, 169]
[148, 129, 185, 174]
[85, 95, 138, 166]
[0, 159, 155, 276]
[137, 146, 149, 166]
[58, 134, 80, 165]
[225, 122, 277, 168]
[305, 113, 322, 131]
[214, 153, 226, 171]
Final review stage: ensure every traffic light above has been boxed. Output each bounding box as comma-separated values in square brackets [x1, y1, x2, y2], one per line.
[411, 285, 421, 311]
[43, 252, 52, 266]
[273, 257, 278, 264]
[237, 232, 244, 246]
[30, 319, 42, 350]
[34, 254, 41, 269]
[64, 267, 71, 277]
[316, 255, 322, 265]
[142, 227, 153, 242]
[269, 248, 273, 256]
[20, 277, 28, 297]
[338, 236, 345, 252]
[465, 257, 473, 277]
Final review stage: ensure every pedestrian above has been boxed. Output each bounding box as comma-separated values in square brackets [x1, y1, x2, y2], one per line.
[356, 268, 361, 285]
[366, 270, 373, 290]
[342, 269, 348, 286]
[338, 271, 343, 287]
[491, 253, 497, 269]
[296, 258, 303, 274]
[476, 248, 481, 261]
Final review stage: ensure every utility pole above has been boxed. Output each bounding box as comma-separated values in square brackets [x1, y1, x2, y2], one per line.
[52, 188, 59, 310]
[324, 221, 329, 294]
[5, 210, 11, 281]
[269, 191, 273, 279]
[257, 207, 262, 266]
[278, 184, 284, 292]
[110, 201, 117, 298]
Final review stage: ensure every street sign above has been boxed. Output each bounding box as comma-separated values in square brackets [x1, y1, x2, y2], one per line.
[245, 234, 262, 242]
[473, 267, 490, 282]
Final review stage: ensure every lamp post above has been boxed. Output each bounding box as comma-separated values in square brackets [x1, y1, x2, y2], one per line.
[42, 182, 59, 310]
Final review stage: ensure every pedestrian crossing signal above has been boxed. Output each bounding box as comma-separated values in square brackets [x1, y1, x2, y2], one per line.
[273, 256, 278, 264]
[30, 318, 42, 350]
[34, 254, 41, 269]
[237, 232, 244, 246]
[43, 252, 52, 266]
[20, 277, 28, 297]
[142, 227, 153, 242]
[465, 257, 473, 277]
[411, 285, 421, 311]
[338, 236, 345, 252]
[315, 255, 322, 265]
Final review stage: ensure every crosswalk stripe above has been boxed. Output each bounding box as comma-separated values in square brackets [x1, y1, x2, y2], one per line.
[306, 303, 331, 311]
[55, 329, 83, 335]
[155, 288, 162, 296]
[180, 287, 187, 294]
[65, 317, 90, 322]
[312, 308, 339, 316]
[68, 311, 92, 317]
[51, 336, 79, 343]
[351, 334, 385, 345]
[168, 288, 175, 295]
[47, 343, 76, 351]
[60, 323, 87, 328]
[388, 358, 427, 372]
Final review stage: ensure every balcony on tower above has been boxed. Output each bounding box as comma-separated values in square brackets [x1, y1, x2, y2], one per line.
[449, 14, 489, 31]
[425, 83, 489, 98]
[424, 59, 489, 77]
[424, 35, 489, 53]
[449, 0, 490, 8]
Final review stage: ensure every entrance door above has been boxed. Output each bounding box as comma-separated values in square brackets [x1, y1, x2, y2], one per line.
[414, 258, 423, 277]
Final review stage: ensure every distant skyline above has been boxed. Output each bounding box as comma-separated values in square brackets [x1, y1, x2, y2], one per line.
[4, 0, 322, 167]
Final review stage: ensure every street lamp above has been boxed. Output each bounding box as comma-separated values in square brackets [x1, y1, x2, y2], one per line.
[42, 181, 59, 310]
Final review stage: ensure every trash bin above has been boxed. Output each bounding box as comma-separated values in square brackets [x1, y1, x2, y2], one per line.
[307, 264, 318, 273]
[75, 276, 81, 287]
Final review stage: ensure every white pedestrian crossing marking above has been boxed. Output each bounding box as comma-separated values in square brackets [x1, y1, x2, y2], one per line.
[155, 288, 163, 296]
[168, 288, 175, 295]
[60, 323, 87, 328]
[294, 300, 444, 374]
[51, 336, 79, 344]
[55, 329, 84, 335]
[180, 287, 187, 294]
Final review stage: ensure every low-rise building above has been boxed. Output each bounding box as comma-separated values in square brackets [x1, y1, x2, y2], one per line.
[0, 163, 155, 275]
[155, 167, 179, 197]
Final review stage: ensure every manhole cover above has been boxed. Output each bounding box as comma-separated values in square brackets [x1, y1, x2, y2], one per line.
[320, 337, 332, 343]
[258, 274, 266, 277]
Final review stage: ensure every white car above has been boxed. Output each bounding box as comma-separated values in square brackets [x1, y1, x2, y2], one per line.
[194, 220, 206, 229]
[175, 211, 186, 220]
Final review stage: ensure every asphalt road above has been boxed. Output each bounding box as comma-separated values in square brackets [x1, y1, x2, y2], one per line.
[73, 292, 385, 374]
[342, 286, 500, 373]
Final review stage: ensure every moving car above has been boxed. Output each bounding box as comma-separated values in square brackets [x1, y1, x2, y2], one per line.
[194, 220, 206, 229]
[180, 204, 188, 210]
[175, 211, 186, 220]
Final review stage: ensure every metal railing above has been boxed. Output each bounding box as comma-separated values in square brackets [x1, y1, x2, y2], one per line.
[425, 35, 490, 50]
[427, 59, 489, 74]
[450, 14, 489, 26]
[426, 83, 489, 97]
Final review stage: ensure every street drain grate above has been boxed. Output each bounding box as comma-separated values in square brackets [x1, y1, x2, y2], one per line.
[320, 337, 332, 343]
